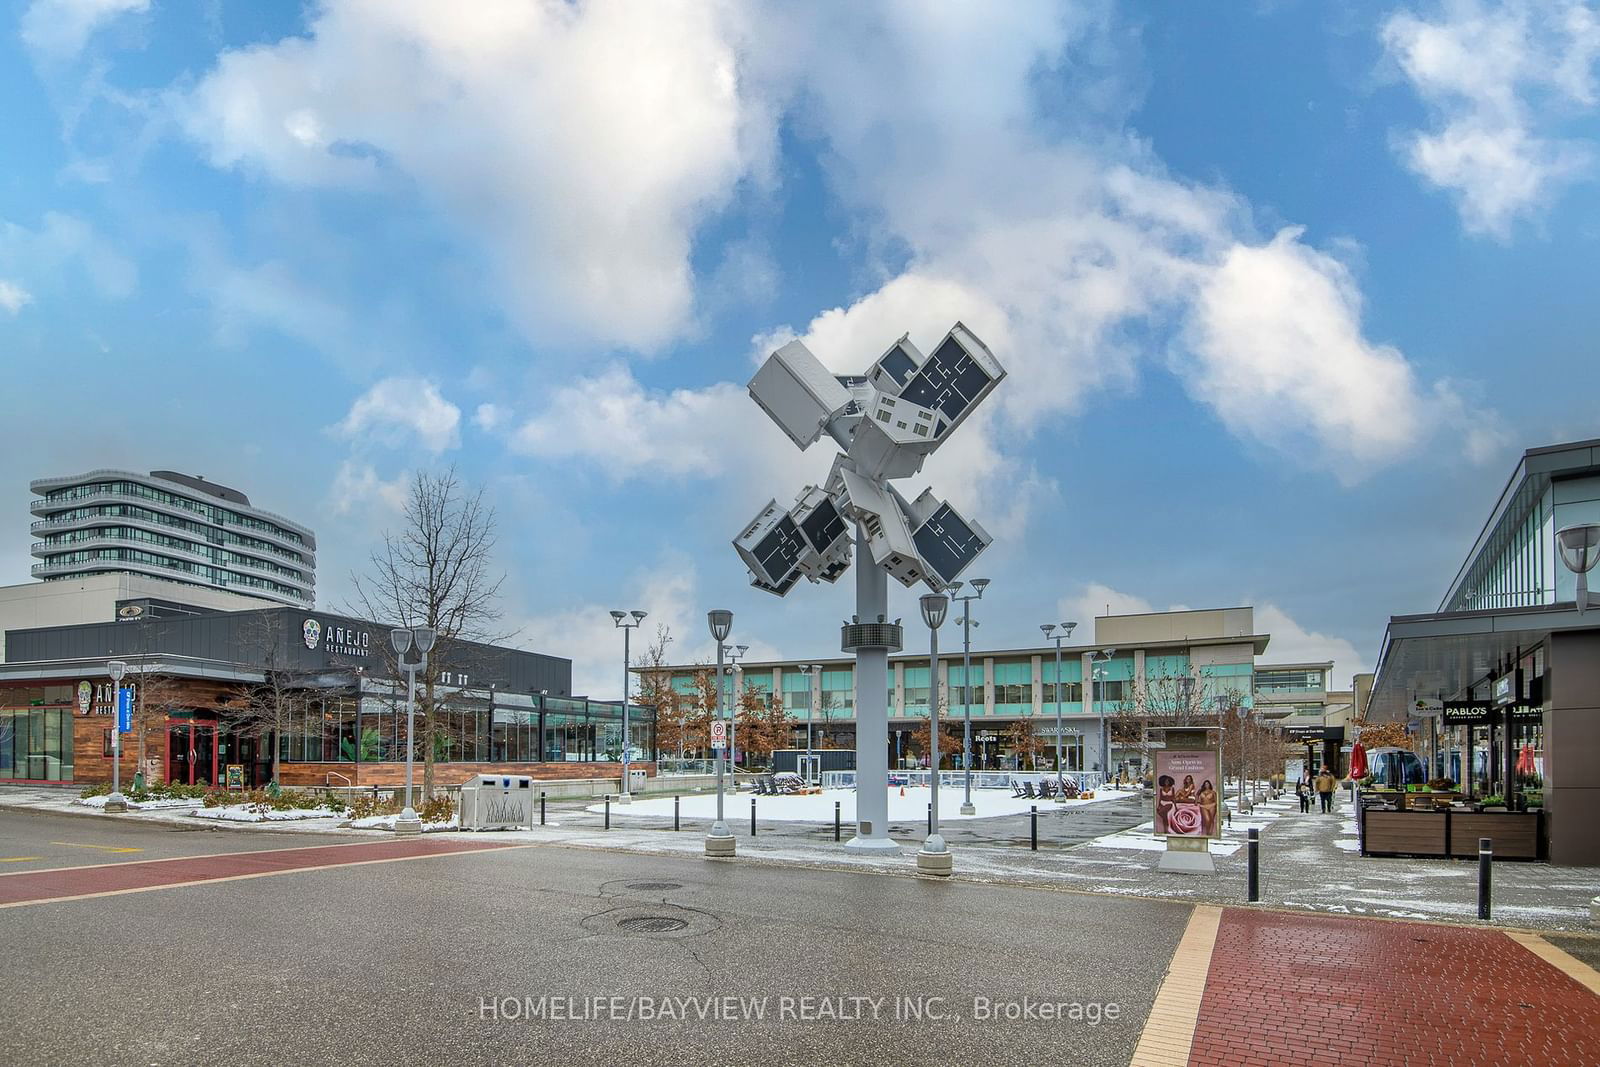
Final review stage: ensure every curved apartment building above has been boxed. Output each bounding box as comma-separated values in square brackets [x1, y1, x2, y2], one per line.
[28, 470, 315, 607]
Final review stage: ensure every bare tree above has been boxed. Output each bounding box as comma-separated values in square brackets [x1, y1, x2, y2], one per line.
[348, 467, 508, 799]
[1005, 715, 1044, 769]
[228, 611, 319, 785]
[633, 625, 681, 761]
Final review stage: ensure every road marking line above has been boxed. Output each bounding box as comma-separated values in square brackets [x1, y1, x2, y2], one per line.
[1129, 904, 1222, 1067]
[49, 841, 143, 853]
[0, 843, 535, 909]
[0, 838, 389, 879]
[1506, 930, 1600, 998]
[0, 857, 41, 863]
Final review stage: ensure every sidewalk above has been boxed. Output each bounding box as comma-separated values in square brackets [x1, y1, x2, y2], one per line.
[7, 784, 1599, 931]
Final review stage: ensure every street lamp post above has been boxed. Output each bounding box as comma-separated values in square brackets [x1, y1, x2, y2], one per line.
[799, 664, 815, 776]
[609, 609, 647, 803]
[723, 643, 749, 768]
[105, 659, 128, 812]
[1041, 621, 1079, 801]
[389, 625, 437, 836]
[706, 610, 736, 857]
[948, 578, 990, 815]
[1092, 648, 1117, 785]
[917, 592, 951, 876]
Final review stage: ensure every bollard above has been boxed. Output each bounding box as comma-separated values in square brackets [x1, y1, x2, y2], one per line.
[928, 802, 933, 836]
[540, 791, 546, 826]
[1479, 837, 1492, 920]
[1247, 827, 1260, 902]
[834, 800, 841, 842]
[604, 795, 611, 830]
[1030, 805, 1038, 851]
[751, 797, 757, 836]
[674, 795, 680, 832]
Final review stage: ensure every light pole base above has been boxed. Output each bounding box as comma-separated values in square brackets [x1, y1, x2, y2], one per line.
[959, 801, 976, 815]
[394, 806, 422, 836]
[704, 831, 736, 858]
[917, 834, 952, 877]
[843, 833, 902, 853]
[103, 792, 128, 813]
[616, 792, 633, 804]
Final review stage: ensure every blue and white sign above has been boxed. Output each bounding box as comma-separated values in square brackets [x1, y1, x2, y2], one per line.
[116, 687, 133, 733]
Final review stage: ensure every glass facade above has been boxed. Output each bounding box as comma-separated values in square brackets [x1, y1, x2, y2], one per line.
[0, 686, 76, 781]
[276, 690, 654, 765]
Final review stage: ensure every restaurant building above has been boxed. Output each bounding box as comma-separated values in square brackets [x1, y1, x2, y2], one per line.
[1368, 438, 1600, 865]
[0, 606, 653, 788]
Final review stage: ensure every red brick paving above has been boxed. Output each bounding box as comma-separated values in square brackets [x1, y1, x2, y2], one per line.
[0, 838, 516, 906]
[1187, 908, 1600, 1067]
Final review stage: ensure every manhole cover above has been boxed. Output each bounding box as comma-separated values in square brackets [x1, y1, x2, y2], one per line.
[582, 903, 721, 940]
[626, 881, 682, 891]
[619, 915, 689, 933]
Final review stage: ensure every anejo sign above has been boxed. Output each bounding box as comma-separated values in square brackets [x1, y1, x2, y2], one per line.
[79, 679, 135, 716]
[302, 617, 372, 658]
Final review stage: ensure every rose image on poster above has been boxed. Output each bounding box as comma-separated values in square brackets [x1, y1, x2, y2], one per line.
[1153, 746, 1221, 838]
[1168, 802, 1204, 836]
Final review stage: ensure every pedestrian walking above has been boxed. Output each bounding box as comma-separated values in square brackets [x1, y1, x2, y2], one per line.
[1315, 766, 1336, 814]
[1296, 774, 1311, 814]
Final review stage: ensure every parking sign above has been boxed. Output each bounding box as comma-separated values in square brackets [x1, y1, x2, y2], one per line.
[710, 720, 727, 750]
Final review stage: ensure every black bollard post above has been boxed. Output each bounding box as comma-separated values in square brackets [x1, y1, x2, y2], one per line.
[604, 795, 611, 830]
[540, 791, 546, 826]
[834, 801, 841, 842]
[927, 802, 933, 835]
[1030, 805, 1038, 851]
[674, 795, 680, 832]
[751, 797, 757, 836]
[1248, 827, 1260, 902]
[1479, 837, 1492, 920]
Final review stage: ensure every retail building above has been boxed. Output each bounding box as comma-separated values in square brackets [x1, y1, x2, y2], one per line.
[1368, 438, 1600, 865]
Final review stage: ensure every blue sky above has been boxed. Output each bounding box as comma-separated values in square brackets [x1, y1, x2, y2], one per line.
[2, 0, 1597, 696]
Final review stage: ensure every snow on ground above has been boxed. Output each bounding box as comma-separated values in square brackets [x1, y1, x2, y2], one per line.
[347, 814, 457, 832]
[587, 785, 1132, 823]
[188, 804, 342, 823]
[75, 796, 197, 811]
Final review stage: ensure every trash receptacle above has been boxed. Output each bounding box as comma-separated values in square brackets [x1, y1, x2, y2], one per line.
[628, 768, 647, 790]
[460, 774, 535, 830]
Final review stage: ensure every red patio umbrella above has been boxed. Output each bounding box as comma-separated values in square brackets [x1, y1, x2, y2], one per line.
[1348, 740, 1368, 780]
[1516, 744, 1537, 777]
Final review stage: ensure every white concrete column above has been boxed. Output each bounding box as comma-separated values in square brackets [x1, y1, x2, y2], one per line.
[1031, 654, 1043, 715]
[983, 656, 996, 715]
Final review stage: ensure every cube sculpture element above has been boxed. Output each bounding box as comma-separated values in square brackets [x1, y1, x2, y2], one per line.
[739, 321, 1004, 596]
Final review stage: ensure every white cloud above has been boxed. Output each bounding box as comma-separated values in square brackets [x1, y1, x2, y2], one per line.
[1179, 227, 1502, 483]
[510, 363, 802, 483]
[20, 0, 147, 61]
[335, 378, 461, 454]
[473, 403, 507, 433]
[328, 459, 409, 516]
[176, 0, 772, 351]
[1382, 0, 1600, 237]
[512, 557, 707, 700]
[0, 212, 136, 298]
[0, 280, 32, 314]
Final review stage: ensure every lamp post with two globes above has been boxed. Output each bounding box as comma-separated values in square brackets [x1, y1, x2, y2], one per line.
[389, 624, 437, 836]
[1041, 621, 1079, 800]
[948, 577, 989, 815]
[610, 609, 647, 802]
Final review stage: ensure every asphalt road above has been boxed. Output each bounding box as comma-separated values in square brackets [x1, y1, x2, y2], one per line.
[0, 809, 1189, 1066]
[0, 809, 354, 868]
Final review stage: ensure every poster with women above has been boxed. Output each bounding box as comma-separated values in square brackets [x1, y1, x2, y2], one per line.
[1154, 748, 1221, 838]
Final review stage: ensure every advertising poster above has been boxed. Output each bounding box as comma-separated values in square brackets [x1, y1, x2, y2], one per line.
[1154, 748, 1221, 838]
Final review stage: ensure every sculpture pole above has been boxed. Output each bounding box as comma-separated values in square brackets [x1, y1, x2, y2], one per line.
[845, 525, 896, 851]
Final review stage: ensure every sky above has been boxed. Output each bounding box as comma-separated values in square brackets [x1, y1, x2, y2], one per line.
[2, 0, 1597, 699]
